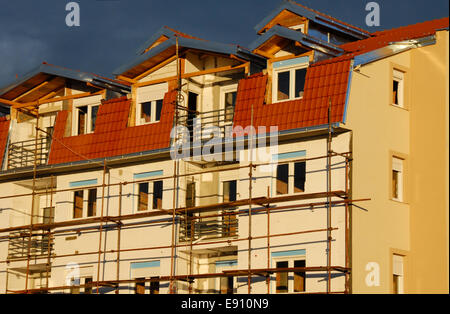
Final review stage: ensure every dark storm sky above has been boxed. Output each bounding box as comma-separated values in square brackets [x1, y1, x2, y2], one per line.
[0, 0, 448, 88]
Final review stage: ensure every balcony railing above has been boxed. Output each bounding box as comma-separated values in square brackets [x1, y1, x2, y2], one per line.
[7, 231, 54, 260]
[179, 211, 238, 242]
[176, 107, 234, 142]
[7, 137, 51, 170]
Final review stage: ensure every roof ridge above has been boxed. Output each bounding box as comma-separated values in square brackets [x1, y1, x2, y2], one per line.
[288, 0, 370, 35]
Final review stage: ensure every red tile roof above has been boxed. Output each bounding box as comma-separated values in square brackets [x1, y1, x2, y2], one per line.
[48, 92, 176, 165]
[0, 117, 10, 169]
[233, 59, 351, 133]
[338, 17, 449, 59]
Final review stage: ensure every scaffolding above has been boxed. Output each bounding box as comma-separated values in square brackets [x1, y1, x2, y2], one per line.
[0, 38, 369, 294]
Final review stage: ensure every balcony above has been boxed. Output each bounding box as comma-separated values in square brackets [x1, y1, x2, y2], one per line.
[179, 210, 238, 242]
[177, 107, 234, 142]
[7, 231, 54, 261]
[7, 137, 51, 170]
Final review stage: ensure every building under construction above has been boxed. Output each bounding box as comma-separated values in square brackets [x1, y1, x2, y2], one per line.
[0, 0, 448, 294]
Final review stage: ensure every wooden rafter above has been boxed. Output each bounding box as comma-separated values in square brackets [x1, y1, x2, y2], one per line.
[134, 55, 178, 81]
[135, 62, 249, 88]
[12, 81, 50, 102]
[11, 90, 104, 110]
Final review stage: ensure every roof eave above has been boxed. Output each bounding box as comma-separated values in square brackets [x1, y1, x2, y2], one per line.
[254, 0, 370, 40]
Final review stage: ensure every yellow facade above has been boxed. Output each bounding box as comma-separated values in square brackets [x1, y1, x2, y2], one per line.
[346, 30, 449, 294]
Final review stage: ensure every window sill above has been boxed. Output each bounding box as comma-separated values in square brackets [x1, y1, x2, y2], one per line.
[137, 120, 161, 126]
[390, 104, 409, 111]
[271, 96, 304, 104]
[390, 198, 409, 205]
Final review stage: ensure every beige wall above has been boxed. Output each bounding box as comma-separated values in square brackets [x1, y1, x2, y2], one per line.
[346, 30, 449, 294]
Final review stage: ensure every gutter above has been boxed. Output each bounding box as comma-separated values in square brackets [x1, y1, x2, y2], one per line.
[353, 35, 437, 67]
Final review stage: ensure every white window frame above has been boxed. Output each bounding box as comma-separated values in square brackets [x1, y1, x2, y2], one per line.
[393, 254, 404, 294]
[137, 99, 163, 126]
[393, 69, 405, 108]
[272, 63, 308, 103]
[136, 180, 163, 212]
[273, 161, 307, 196]
[392, 157, 404, 202]
[220, 84, 238, 125]
[73, 103, 100, 135]
[272, 255, 306, 294]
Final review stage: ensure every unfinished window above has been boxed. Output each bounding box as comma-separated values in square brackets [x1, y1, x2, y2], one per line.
[393, 255, 404, 294]
[224, 91, 237, 123]
[276, 261, 289, 293]
[139, 99, 163, 125]
[69, 276, 81, 294]
[186, 181, 196, 208]
[153, 181, 163, 210]
[75, 104, 100, 135]
[294, 162, 306, 193]
[84, 277, 93, 294]
[87, 189, 97, 217]
[393, 70, 404, 108]
[90, 105, 99, 132]
[150, 277, 160, 294]
[223, 180, 237, 237]
[73, 190, 84, 219]
[273, 64, 308, 102]
[276, 164, 289, 195]
[220, 276, 234, 294]
[77, 106, 88, 135]
[294, 260, 306, 292]
[138, 183, 149, 212]
[392, 157, 404, 202]
[135, 278, 146, 294]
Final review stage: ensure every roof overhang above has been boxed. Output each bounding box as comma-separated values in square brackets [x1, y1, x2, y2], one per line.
[254, 0, 370, 40]
[249, 25, 344, 57]
[353, 35, 437, 67]
[114, 36, 265, 79]
[0, 63, 130, 106]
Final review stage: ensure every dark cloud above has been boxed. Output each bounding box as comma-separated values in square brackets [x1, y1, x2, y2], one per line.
[0, 0, 448, 87]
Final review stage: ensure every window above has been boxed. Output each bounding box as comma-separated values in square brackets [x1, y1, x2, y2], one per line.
[87, 189, 97, 217]
[150, 277, 160, 294]
[153, 181, 163, 210]
[139, 99, 163, 125]
[393, 255, 404, 294]
[224, 91, 237, 123]
[186, 181, 196, 208]
[74, 104, 100, 135]
[392, 157, 404, 202]
[276, 261, 289, 293]
[223, 180, 237, 237]
[276, 162, 306, 195]
[275, 259, 306, 294]
[84, 277, 93, 294]
[392, 70, 404, 108]
[138, 183, 149, 212]
[135, 278, 146, 294]
[273, 66, 307, 102]
[276, 164, 289, 195]
[294, 162, 306, 193]
[293, 260, 306, 292]
[73, 190, 84, 219]
[220, 276, 234, 294]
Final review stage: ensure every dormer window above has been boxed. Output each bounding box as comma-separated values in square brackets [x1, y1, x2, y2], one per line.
[74, 104, 99, 135]
[138, 99, 163, 125]
[273, 64, 308, 103]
